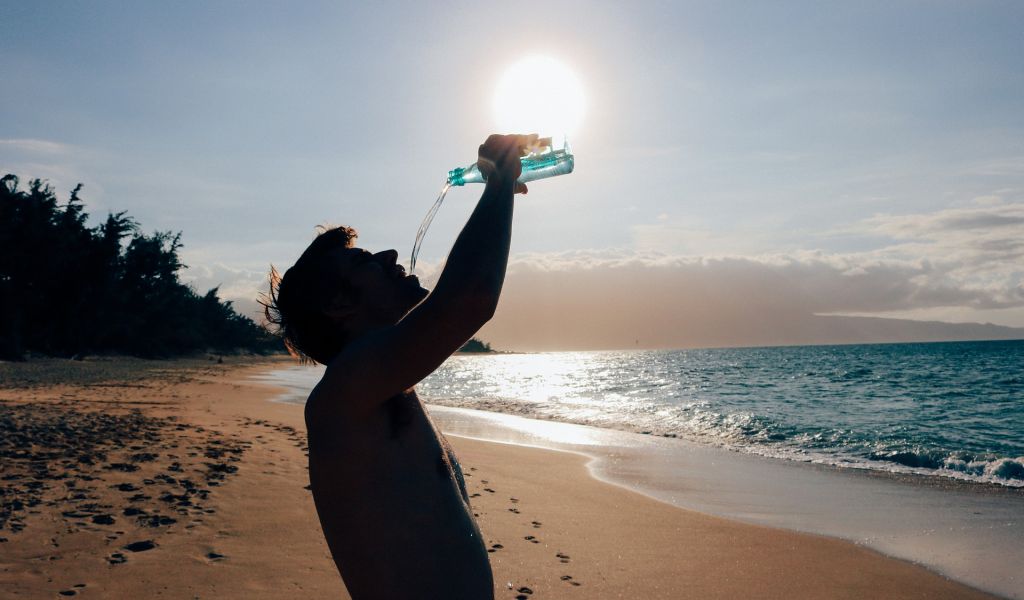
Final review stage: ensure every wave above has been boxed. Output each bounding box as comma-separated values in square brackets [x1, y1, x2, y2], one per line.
[421, 394, 1024, 488]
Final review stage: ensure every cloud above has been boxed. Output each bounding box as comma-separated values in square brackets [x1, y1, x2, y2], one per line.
[180, 200, 1024, 349]
[0, 138, 73, 155]
[476, 200, 1024, 348]
[502, 249, 1018, 316]
[476, 249, 1023, 350]
[851, 200, 1024, 306]
[180, 261, 270, 321]
[0, 138, 111, 214]
[862, 200, 1024, 238]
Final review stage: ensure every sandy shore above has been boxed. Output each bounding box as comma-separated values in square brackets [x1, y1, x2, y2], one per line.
[0, 358, 996, 599]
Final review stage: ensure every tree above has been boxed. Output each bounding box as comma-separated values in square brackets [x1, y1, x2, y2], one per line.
[458, 338, 493, 353]
[0, 174, 282, 359]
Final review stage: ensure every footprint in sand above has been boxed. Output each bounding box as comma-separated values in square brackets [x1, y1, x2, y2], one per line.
[140, 515, 176, 527]
[123, 540, 157, 552]
[524, 535, 539, 544]
[556, 551, 571, 563]
[561, 574, 582, 586]
[531, 520, 542, 528]
[487, 543, 504, 553]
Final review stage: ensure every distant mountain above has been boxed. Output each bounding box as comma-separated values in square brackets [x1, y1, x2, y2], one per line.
[480, 307, 1024, 351]
[795, 315, 1024, 346]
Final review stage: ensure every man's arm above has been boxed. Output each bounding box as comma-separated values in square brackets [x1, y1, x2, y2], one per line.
[316, 134, 535, 412]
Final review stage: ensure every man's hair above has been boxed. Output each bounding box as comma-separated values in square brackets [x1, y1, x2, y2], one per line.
[262, 225, 359, 364]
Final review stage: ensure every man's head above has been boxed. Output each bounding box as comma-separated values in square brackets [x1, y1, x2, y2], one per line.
[263, 226, 429, 364]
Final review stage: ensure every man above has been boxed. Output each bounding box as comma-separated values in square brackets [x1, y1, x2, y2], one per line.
[264, 134, 536, 599]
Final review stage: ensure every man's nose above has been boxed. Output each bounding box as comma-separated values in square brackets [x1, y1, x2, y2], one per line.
[373, 249, 398, 266]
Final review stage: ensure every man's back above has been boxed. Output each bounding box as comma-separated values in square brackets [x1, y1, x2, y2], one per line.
[306, 386, 493, 599]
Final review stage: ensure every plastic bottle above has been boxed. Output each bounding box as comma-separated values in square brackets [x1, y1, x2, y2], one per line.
[411, 137, 575, 274]
[446, 137, 574, 186]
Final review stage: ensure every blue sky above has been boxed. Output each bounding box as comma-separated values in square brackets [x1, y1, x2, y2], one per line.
[3, 1, 1023, 347]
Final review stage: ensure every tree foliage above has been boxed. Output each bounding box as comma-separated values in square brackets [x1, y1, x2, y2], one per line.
[0, 174, 282, 360]
[458, 337, 493, 353]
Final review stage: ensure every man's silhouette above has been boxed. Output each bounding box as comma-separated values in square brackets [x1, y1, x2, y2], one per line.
[265, 134, 536, 599]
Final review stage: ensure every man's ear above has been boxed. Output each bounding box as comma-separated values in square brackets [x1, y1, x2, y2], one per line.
[323, 292, 357, 324]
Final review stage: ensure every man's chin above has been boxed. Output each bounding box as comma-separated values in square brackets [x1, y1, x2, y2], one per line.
[404, 276, 430, 306]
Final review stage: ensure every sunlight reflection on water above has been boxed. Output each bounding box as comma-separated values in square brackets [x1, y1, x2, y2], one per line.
[254, 342, 1024, 488]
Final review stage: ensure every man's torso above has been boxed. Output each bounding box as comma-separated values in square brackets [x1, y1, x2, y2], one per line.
[305, 387, 493, 599]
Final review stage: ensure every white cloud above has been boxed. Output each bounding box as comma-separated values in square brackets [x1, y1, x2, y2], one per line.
[0, 138, 113, 215]
[0, 138, 73, 155]
[180, 261, 270, 321]
[177, 200, 1024, 347]
[504, 250, 1018, 315]
[476, 249, 1024, 350]
[850, 200, 1024, 308]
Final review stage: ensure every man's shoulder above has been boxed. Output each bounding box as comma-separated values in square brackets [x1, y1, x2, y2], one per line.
[308, 332, 436, 423]
[304, 359, 399, 426]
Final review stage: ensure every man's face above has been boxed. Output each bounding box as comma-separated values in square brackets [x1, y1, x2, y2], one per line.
[326, 247, 429, 328]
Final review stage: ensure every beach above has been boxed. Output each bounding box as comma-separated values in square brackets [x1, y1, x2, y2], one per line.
[0, 358, 1002, 599]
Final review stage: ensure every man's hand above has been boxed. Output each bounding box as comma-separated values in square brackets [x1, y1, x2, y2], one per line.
[477, 133, 538, 195]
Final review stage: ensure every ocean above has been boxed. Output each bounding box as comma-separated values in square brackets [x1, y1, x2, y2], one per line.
[263, 339, 1024, 488]
[254, 339, 1024, 597]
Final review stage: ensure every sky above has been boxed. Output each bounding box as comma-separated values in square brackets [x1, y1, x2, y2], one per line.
[2, 1, 1023, 350]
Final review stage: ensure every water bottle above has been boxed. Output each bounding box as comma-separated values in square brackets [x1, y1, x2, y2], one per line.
[410, 137, 575, 274]
[446, 137, 575, 186]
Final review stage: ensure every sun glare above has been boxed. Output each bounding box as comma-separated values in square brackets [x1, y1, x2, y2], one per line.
[493, 56, 586, 137]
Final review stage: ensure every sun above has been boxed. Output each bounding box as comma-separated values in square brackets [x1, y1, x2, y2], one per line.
[493, 56, 586, 138]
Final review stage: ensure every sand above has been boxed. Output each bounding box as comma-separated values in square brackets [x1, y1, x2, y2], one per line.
[0, 358, 996, 599]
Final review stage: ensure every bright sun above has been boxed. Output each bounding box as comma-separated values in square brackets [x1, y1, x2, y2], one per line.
[493, 56, 586, 137]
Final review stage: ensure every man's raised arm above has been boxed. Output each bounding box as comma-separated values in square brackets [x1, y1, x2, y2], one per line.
[321, 134, 536, 406]
[427, 134, 534, 323]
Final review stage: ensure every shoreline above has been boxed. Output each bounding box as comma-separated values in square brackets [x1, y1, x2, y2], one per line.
[0, 357, 1009, 599]
[254, 362, 1024, 598]
[426, 404, 1023, 600]
[254, 362, 1024, 491]
[257, 361, 1020, 599]
[442, 432, 999, 600]
[428, 399, 1024, 490]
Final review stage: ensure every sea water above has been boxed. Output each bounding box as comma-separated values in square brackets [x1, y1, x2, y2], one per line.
[259, 339, 1024, 487]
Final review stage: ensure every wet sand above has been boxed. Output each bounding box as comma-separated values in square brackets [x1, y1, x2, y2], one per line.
[0, 358, 997, 599]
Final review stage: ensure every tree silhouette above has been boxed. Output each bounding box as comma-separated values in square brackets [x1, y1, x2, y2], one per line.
[458, 338, 493, 353]
[0, 174, 281, 360]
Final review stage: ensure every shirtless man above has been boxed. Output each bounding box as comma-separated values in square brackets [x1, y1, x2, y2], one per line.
[264, 134, 536, 599]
